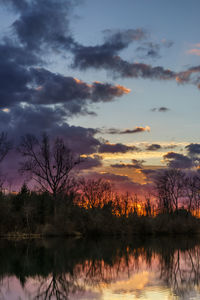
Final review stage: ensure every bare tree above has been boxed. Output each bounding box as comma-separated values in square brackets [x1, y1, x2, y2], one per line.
[78, 178, 112, 209]
[18, 133, 80, 197]
[154, 169, 185, 213]
[0, 132, 11, 163]
[144, 194, 154, 216]
[183, 174, 200, 215]
[0, 132, 12, 190]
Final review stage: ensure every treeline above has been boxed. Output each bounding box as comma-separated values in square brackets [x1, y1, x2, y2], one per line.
[0, 179, 199, 237]
[0, 132, 200, 236]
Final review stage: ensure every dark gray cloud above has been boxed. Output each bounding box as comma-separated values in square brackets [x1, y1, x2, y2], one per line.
[145, 143, 177, 151]
[120, 126, 150, 134]
[29, 68, 130, 109]
[0, 0, 134, 172]
[0, 41, 41, 66]
[2, 1, 132, 116]
[186, 143, 200, 156]
[151, 106, 170, 112]
[141, 168, 157, 176]
[73, 40, 200, 89]
[176, 66, 200, 89]
[111, 159, 145, 169]
[140, 168, 162, 180]
[103, 29, 147, 47]
[0, 3, 131, 116]
[163, 152, 194, 169]
[98, 143, 139, 153]
[72, 27, 176, 81]
[146, 144, 162, 151]
[0, 103, 104, 188]
[136, 40, 173, 59]
[0, 105, 101, 155]
[159, 106, 170, 112]
[0, 63, 130, 114]
[136, 42, 161, 59]
[78, 155, 103, 170]
[72, 28, 147, 71]
[73, 48, 176, 80]
[2, 0, 77, 52]
[103, 126, 150, 135]
[0, 59, 31, 108]
[2, 0, 200, 92]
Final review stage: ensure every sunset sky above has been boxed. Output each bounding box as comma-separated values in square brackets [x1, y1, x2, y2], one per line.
[1, 0, 200, 191]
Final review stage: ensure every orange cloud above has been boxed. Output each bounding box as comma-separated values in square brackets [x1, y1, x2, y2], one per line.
[115, 84, 131, 94]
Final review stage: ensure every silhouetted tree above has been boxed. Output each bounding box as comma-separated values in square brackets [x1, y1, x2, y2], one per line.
[20, 182, 30, 195]
[144, 194, 153, 216]
[183, 174, 200, 215]
[18, 133, 80, 197]
[155, 169, 185, 213]
[0, 132, 11, 163]
[78, 178, 112, 208]
[0, 132, 12, 190]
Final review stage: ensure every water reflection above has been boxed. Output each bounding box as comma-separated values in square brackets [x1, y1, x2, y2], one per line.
[0, 237, 200, 299]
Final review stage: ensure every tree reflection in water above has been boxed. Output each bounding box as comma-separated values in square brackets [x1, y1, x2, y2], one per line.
[0, 238, 200, 299]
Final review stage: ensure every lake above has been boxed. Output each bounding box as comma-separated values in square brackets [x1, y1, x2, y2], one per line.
[0, 237, 200, 299]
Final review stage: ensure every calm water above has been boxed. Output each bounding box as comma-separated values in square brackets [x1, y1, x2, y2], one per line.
[0, 237, 200, 299]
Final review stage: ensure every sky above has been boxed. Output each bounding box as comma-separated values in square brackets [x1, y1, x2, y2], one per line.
[0, 0, 200, 192]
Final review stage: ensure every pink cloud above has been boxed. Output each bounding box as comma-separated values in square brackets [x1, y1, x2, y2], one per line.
[187, 43, 200, 56]
[187, 49, 200, 56]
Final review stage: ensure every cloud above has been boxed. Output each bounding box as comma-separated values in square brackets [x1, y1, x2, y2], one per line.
[98, 143, 139, 153]
[187, 49, 200, 56]
[73, 44, 200, 89]
[163, 144, 178, 150]
[136, 42, 161, 59]
[1, 0, 28, 11]
[82, 171, 151, 194]
[187, 44, 200, 56]
[0, 63, 130, 115]
[163, 152, 194, 169]
[3, 0, 200, 92]
[72, 27, 177, 81]
[120, 126, 150, 134]
[0, 1, 131, 118]
[78, 155, 103, 170]
[140, 168, 157, 176]
[146, 144, 162, 151]
[0, 104, 104, 187]
[176, 66, 200, 89]
[0, 104, 102, 155]
[3, 0, 77, 52]
[111, 159, 145, 169]
[90, 82, 131, 102]
[103, 28, 147, 48]
[145, 143, 177, 151]
[29, 69, 130, 109]
[0, 41, 41, 66]
[104, 126, 150, 135]
[140, 167, 167, 183]
[151, 107, 170, 112]
[186, 143, 200, 156]
[136, 39, 173, 59]
[73, 48, 176, 80]
[72, 28, 147, 69]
